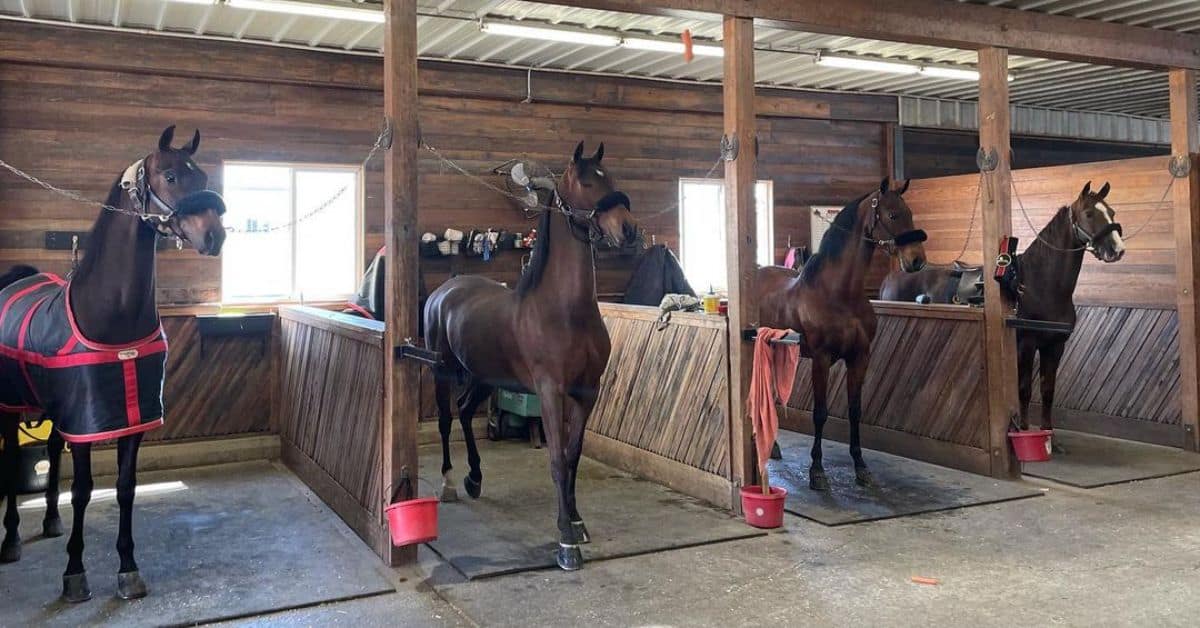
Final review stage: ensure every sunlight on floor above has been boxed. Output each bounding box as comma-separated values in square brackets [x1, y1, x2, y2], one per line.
[18, 481, 188, 510]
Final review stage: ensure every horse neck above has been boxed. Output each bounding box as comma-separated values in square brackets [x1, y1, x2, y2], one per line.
[529, 211, 598, 311]
[1021, 207, 1085, 306]
[69, 206, 161, 344]
[808, 203, 877, 300]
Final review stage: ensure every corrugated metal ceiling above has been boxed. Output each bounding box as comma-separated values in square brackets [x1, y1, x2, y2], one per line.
[0, 0, 1189, 120]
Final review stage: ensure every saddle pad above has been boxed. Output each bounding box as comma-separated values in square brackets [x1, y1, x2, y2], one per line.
[0, 273, 166, 443]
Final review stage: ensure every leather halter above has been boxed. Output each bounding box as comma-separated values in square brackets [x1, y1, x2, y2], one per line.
[862, 192, 928, 250]
[119, 157, 223, 244]
[553, 188, 631, 246]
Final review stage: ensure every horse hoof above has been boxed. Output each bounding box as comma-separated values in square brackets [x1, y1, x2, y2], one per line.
[43, 517, 64, 538]
[809, 470, 830, 491]
[1051, 441, 1068, 455]
[855, 468, 874, 487]
[439, 485, 459, 503]
[117, 571, 148, 600]
[464, 474, 482, 499]
[556, 544, 583, 571]
[571, 521, 591, 544]
[0, 539, 20, 563]
[770, 442, 783, 460]
[62, 572, 92, 603]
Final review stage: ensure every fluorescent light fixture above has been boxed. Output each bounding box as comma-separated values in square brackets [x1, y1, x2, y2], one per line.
[166, 0, 218, 5]
[480, 21, 620, 47]
[920, 66, 980, 81]
[817, 54, 919, 75]
[225, 0, 385, 24]
[622, 37, 723, 57]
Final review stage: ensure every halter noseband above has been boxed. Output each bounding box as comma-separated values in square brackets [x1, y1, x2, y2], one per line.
[863, 193, 928, 250]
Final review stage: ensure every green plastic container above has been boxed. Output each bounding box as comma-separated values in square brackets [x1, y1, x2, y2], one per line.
[497, 389, 541, 417]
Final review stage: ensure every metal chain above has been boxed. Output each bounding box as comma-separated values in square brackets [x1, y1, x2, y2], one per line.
[953, 171, 983, 263]
[0, 158, 145, 218]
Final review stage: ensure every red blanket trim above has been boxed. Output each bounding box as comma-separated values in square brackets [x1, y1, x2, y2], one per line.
[58, 417, 163, 444]
[64, 282, 163, 352]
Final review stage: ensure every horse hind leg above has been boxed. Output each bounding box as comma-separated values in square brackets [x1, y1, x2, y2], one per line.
[115, 433, 147, 600]
[434, 372, 459, 502]
[43, 428, 64, 537]
[457, 382, 492, 499]
[1, 418, 21, 563]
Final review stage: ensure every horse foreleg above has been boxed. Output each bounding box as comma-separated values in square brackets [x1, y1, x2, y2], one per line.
[434, 375, 458, 502]
[62, 440, 93, 603]
[563, 392, 595, 545]
[809, 358, 831, 492]
[846, 355, 873, 487]
[1016, 335, 1037, 431]
[1, 419, 20, 563]
[115, 433, 147, 600]
[1039, 342, 1067, 454]
[539, 388, 580, 570]
[43, 428, 64, 537]
[457, 383, 491, 499]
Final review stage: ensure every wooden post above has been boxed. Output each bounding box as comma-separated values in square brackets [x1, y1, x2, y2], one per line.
[723, 15, 756, 502]
[1169, 68, 1200, 451]
[382, 0, 420, 565]
[977, 47, 1020, 478]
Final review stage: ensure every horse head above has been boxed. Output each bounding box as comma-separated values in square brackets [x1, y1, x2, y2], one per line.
[868, 177, 927, 272]
[143, 125, 226, 256]
[560, 141, 638, 247]
[1071, 181, 1125, 263]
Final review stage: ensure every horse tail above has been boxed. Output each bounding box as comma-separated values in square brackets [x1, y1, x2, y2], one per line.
[0, 264, 38, 291]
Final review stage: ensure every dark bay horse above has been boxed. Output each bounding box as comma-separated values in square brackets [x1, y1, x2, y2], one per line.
[424, 141, 636, 571]
[0, 126, 226, 602]
[878, 182, 1125, 436]
[879, 261, 985, 305]
[757, 178, 927, 490]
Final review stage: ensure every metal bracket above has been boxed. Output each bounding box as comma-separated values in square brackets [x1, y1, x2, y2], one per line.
[720, 134, 739, 162]
[395, 339, 441, 367]
[742, 327, 804, 345]
[381, 117, 395, 150]
[1004, 318, 1073, 334]
[976, 147, 999, 173]
[1169, 154, 1191, 179]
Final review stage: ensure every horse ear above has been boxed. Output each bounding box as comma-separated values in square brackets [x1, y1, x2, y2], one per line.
[1099, 181, 1111, 199]
[880, 177, 890, 194]
[183, 129, 200, 155]
[1081, 180, 1092, 197]
[573, 141, 585, 163]
[158, 125, 176, 152]
[899, 178, 911, 195]
[593, 143, 604, 162]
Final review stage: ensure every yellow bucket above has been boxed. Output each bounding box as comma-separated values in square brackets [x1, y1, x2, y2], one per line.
[17, 420, 52, 447]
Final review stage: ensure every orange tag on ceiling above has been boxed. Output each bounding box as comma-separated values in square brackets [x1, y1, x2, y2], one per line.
[682, 30, 695, 62]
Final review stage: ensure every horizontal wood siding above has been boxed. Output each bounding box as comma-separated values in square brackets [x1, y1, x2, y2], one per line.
[278, 306, 385, 552]
[903, 156, 1177, 307]
[785, 305, 991, 471]
[589, 304, 732, 478]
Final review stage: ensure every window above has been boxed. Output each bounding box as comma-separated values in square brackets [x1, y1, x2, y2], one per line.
[678, 179, 774, 293]
[810, 206, 842, 253]
[221, 163, 361, 302]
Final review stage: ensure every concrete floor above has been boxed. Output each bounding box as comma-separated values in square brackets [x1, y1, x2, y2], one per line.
[6, 456, 1200, 626]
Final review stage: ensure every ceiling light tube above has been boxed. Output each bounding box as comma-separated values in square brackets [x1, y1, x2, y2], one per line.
[166, 0, 218, 5]
[480, 21, 620, 47]
[920, 66, 980, 81]
[622, 37, 723, 57]
[816, 54, 919, 75]
[225, 0, 385, 24]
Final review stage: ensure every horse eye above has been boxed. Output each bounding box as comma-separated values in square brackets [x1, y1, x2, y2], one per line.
[165, 171, 177, 184]
[889, 212, 899, 220]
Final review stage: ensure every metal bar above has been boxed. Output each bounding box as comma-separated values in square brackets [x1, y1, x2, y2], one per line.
[394, 342, 441, 367]
[1003, 318, 1074, 334]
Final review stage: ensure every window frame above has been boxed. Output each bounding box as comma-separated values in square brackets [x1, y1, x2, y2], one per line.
[677, 178, 775, 293]
[220, 160, 365, 304]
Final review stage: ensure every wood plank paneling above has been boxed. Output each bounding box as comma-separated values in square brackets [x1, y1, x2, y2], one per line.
[786, 305, 990, 469]
[903, 156, 1178, 307]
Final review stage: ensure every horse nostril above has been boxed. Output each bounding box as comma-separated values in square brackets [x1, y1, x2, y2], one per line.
[911, 258, 926, 272]
[204, 230, 215, 252]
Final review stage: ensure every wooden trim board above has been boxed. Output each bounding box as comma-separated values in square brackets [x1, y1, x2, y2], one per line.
[584, 432, 736, 510]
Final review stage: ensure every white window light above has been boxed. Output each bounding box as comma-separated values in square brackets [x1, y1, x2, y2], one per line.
[622, 37, 724, 57]
[817, 54, 920, 75]
[480, 21, 621, 47]
[166, 0, 219, 5]
[224, 0, 385, 24]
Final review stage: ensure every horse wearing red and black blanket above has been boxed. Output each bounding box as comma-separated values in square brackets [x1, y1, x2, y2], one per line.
[0, 126, 226, 604]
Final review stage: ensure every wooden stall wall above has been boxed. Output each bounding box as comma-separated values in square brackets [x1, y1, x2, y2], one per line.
[587, 304, 735, 508]
[784, 304, 996, 476]
[901, 156, 1184, 446]
[277, 306, 389, 559]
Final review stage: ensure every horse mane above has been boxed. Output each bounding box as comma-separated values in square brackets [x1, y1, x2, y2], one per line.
[1019, 205, 1074, 267]
[516, 208, 553, 296]
[800, 193, 868, 284]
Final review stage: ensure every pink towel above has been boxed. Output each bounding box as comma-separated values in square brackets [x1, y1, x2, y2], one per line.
[747, 327, 800, 476]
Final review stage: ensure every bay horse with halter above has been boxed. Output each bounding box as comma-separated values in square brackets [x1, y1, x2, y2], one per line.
[757, 178, 927, 490]
[878, 182, 1125, 437]
[424, 141, 636, 571]
[0, 126, 225, 602]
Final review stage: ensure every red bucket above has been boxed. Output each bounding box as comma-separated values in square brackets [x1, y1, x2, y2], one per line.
[1009, 429, 1053, 462]
[740, 485, 788, 529]
[384, 497, 439, 546]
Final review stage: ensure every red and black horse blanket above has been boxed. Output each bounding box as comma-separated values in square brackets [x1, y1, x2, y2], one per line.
[0, 273, 166, 443]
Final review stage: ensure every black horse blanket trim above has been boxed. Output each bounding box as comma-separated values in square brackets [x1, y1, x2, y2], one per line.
[0, 273, 166, 443]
